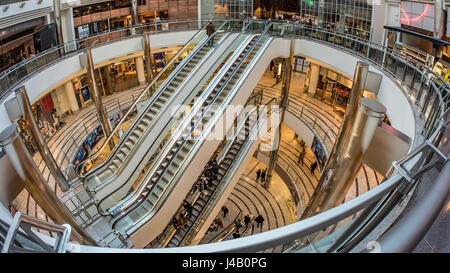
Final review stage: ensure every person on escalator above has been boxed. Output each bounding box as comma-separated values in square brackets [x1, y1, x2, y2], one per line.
[183, 200, 193, 218]
[178, 213, 187, 228]
[206, 20, 215, 47]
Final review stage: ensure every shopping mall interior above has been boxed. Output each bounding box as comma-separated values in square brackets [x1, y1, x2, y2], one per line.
[0, 0, 448, 254]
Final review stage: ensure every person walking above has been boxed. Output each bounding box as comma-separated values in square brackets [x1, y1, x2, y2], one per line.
[206, 20, 216, 47]
[256, 169, 261, 182]
[234, 218, 243, 232]
[260, 169, 267, 183]
[221, 205, 229, 218]
[310, 161, 318, 174]
[244, 214, 251, 226]
[255, 214, 265, 229]
[215, 218, 223, 229]
[298, 148, 306, 165]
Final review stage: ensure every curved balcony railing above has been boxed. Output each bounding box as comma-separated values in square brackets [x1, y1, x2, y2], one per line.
[0, 18, 229, 100]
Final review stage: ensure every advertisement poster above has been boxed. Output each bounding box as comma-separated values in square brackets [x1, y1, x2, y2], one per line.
[80, 85, 91, 102]
[311, 137, 327, 170]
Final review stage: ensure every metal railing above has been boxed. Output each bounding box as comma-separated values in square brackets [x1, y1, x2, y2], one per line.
[1, 20, 448, 253]
[0, 18, 223, 100]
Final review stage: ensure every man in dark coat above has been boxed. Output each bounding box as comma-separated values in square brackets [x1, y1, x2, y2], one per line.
[206, 20, 215, 47]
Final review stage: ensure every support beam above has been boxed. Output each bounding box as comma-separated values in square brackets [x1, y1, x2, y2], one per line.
[0, 125, 97, 246]
[52, 0, 63, 45]
[16, 87, 70, 192]
[135, 56, 146, 85]
[64, 80, 79, 115]
[308, 63, 320, 97]
[265, 38, 294, 188]
[301, 61, 370, 219]
[143, 35, 155, 91]
[86, 50, 114, 148]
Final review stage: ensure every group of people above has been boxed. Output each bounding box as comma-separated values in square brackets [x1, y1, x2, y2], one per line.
[297, 141, 319, 175]
[255, 168, 268, 183]
[171, 199, 194, 230]
[194, 159, 219, 197]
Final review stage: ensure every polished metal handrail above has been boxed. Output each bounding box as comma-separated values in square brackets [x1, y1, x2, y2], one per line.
[111, 21, 274, 236]
[74, 22, 211, 177]
[107, 21, 257, 219]
[76, 20, 235, 184]
[3, 20, 448, 253]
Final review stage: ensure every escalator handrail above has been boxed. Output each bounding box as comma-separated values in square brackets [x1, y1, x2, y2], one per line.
[101, 22, 257, 216]
[179, 98, 280, 245]
[85, 21, 237, 194]
[109, 33, 256, 220]
[107, 21, 263, 218]
[76, 19, 231, 178]
[111, 22, 274, 233]
[154, 92, 268, 246]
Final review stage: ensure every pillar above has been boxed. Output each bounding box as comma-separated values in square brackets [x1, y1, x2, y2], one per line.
[301, 62, 370, 219]
[60, 7, 76, 50]
[131, 0, 138, 26]
[64, 81, 79, 115]
[308, 63, 320, 98]
[434, 0, 445, 38]
[265, 38, 294, 188]
[135, 56, 146, 85]
[301, 97, 386, 218]
[15, 87, 70, 192]
[0, 125, 97, 246]
[52, 0, 63, 45]
[143, 35, 155, 85]
[86, 50, 114, 149]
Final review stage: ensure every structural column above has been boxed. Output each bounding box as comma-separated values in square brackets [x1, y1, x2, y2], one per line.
[265, 38, 294, 188]
[143, 35, 155, 83]
[64, 80, 79, 115]
[301, 61, 370, 219]
[308, 63, 320, 97]
[135, 56, 146, 85]
[0, 125, 97, 246]
[85, 50, 113, 148]
[16, 87, 70, 192]
[60, 7, 76, 51]
[302, 97, 386, 218]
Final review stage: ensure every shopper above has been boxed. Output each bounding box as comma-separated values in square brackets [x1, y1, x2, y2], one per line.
[255, 214, 265, 229]
[298, 148, 306, 165]
[244, 214, 251, 226]
[310, 161, 318, 174]
[215, 218, 223, 229]
[172, 217, 180, 229]
[235, 218, 243, 231]
[221, 205, 229, 218]
[261, 169, 267, 183]
[183, 200, 193, 218]
[206, 20, 215, 47]
[256, 169, 261, 182]
[178, 213, 187, 229]
[232, 231, 241, 238]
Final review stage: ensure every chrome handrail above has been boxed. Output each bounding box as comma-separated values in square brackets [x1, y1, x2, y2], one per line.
[107, 21, 257, 218]
[77, 20, 234, 181]
[111, 22, 274, 235]
[75, 21, 214, 177]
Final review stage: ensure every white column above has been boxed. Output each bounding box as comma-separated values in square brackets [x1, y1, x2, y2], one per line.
[308, 63, 320, 97]
[64, 80, 79, 114]
[135, 56, 146, 85]
[60, 8, 76, 50]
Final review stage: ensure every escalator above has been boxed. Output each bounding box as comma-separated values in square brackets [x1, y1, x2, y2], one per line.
[78, 21, 233, 193]
[166, 105, 257, 247]
[110, 23, 274, 237]
[94, 23, 258, 214]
